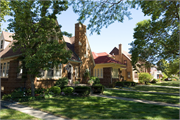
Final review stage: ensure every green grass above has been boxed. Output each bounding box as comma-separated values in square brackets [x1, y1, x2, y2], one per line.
[126, 86, 180, 94]
[104, 89, 180, 104]
[20, 96, 179, 119]
[0, 108, 41, 120]
[152, 81, 180, 87]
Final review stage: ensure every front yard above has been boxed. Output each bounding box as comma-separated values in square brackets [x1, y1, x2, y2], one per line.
[20, 96, 179, 119]
[152, 81, 180, 87]
[0, 108, 41, 120]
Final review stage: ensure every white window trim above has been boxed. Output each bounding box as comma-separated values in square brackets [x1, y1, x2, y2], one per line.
[17, 61, 23, 78]
[37, 64, 63, 80]
[112, 68, 118, 78]
[1, 61, 10, 78]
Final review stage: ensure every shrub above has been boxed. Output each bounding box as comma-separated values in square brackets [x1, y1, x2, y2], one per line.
[74, 81, 80, 84]
[88, 80, 94, 85]
[74, 86, 91, 96]
[90, 77, 100, 85]
[92, 84, 104, 94]
[162, 72, 168, 80]
[115, 81, 136, 87]
[49, 86, 61, 95]
[62, 87, 74, 95]
[2, 94, 12, 101]
[35, 88, 46, 94]
[139, 73, 153, 84]
[151, 79, 158, 83]
[55, 77, 69, 89]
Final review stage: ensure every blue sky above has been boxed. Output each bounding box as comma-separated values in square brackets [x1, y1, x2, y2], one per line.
[1, 6, 151, 54]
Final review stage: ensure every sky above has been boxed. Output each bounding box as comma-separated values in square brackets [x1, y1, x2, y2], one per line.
[1, 6, 151, 54]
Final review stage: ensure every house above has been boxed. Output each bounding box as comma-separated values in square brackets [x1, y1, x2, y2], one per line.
[150, 67, 163, 79]
[0, 23, 95, 94]
[92, 52, 126, 86]
[109, 44, 150, 83]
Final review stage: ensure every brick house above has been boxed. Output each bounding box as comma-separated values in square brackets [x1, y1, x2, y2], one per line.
[109, 44, 150, 83]
[92, 52, 126, 86]
[0, 23, 95, 94]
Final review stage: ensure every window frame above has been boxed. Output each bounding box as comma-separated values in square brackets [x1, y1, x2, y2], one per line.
[0, 61, 10, 78]
[112, 68, 118, 78]
[0, 40, 4, 49]
[128, 72, 131, 78]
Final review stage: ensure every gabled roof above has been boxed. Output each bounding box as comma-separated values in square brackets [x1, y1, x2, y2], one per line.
[1, 31, 14, 41]
[92, 52, 124, 65]
[109, 47, 132, 61]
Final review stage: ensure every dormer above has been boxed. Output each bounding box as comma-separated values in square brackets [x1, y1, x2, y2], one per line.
[0, 31, 14, 51]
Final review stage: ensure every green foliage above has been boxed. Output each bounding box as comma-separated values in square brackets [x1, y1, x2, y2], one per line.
[130, 1, 179, 69]
[162, 72, 168, 80]
[49, 86, 61, 95]
[7, 0, 72, 96]
[74, 86, 91, 96]
[62, 87, 74, 95]
[92, 84, 104, 93]
[34, 88, 46, 94]
[90, 76, 100, 85]
[2, 94, 11, 100]
[74, 81, 80, 84]
[139, 73, 153, 84]
[55, 77, 69, 89]
[71, 0, 133, 34]
[88, 80, 94, 84]
[115, 81, 136, 87]
[84, 69, 90, 79]
[151, 79, 158, 84]
[0, 0, 10, 32]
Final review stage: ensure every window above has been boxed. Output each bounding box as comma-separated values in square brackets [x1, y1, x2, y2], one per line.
[75, 66, 79, 78]
[94, 69, 96, 77]
[128, 72, 131, 78]
[124, 60, 127, 65]
[112, 68, 118, 78]
[134, 72, 138, 78]
[97, 69, 99, 77]
[0, 62, 10, 78]
[17, 61, 23, 78]
[38, 63, 63, 79]
[100, 68, 103, 78]
[0, 40, 3, 49]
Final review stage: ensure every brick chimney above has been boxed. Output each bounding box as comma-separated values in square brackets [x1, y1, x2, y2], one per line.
[119, 44, 122, 63]
[74, 23, 87, 59]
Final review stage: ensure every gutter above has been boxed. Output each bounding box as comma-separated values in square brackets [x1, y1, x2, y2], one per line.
[1, 54, 22, 60]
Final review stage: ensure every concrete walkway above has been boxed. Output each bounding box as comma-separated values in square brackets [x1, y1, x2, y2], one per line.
[137, 85, 180, 89]
[91, 94, 180, 108]
[106, 88, 179, 96]
[1, 100, 69, 120]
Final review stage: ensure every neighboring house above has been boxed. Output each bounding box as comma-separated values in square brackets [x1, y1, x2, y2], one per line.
[109, 44, 150, 83]
[92, 52, 126, 86]
[0, 23, 95, 94]
[150, 67, 163, 79]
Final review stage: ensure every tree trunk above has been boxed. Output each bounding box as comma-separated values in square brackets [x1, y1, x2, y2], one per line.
[30, 75, 35, 97]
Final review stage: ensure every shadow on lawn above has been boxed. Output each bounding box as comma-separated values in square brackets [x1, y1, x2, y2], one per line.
[22, 96, 179, 119]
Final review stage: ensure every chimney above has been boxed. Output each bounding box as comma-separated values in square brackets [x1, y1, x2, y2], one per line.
[74, 23, 87, 58]
[119, 44, 122, 63]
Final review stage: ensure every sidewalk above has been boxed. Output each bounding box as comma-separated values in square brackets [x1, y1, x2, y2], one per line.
[91, 94, 180, 108]
[137, 84, 180, 89]
[106, 88, 179, 96]
[1, 100, 69, 120]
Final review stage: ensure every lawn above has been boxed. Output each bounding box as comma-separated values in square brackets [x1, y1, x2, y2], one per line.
[152, 81, 180, 87]
[20, 96, 179, 119]
[0, 108, 41, 120]
[124, 86, 180, 94]
[104, 89, 180, 104]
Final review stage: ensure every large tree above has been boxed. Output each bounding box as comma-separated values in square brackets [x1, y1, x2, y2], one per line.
[129, 1, 179, 69]
[8, 0, 72, 96]
[0, 0, 10, 32]
[71, 0, 134, 34]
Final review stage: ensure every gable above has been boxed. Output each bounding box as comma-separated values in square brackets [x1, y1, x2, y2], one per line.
[109, 47, 119, 55]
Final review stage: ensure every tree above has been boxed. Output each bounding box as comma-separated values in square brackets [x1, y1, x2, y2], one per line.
[0, 0, 10, 32]
[71, 0, 134, 34]
[8, 0, 72, 96]
[129, 1, 179, 68]
[157, 58, 179, 77]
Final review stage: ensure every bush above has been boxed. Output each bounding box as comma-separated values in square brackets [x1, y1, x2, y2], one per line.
[49, 86, 61, 95]
[162, 72, 168, 80]
[55, 77, 69, 89]
[2, 94, 12, 101]
[151, 79, 158, 83]
[62, 87, 74, 95]
[92, 84, 104, 94]
[115, 81, 136, 87]
[139, 73, 153, 84]
[74, 86, 91, 96]
[90, 77, 100, 85]
[35, 88, 46, 94]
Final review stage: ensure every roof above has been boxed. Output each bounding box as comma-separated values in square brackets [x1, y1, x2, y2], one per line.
[63, 35, 81, 62]
[0, 40, 22, 59]
[92, 52, 124, 65]
[109, 47, 132, 60]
